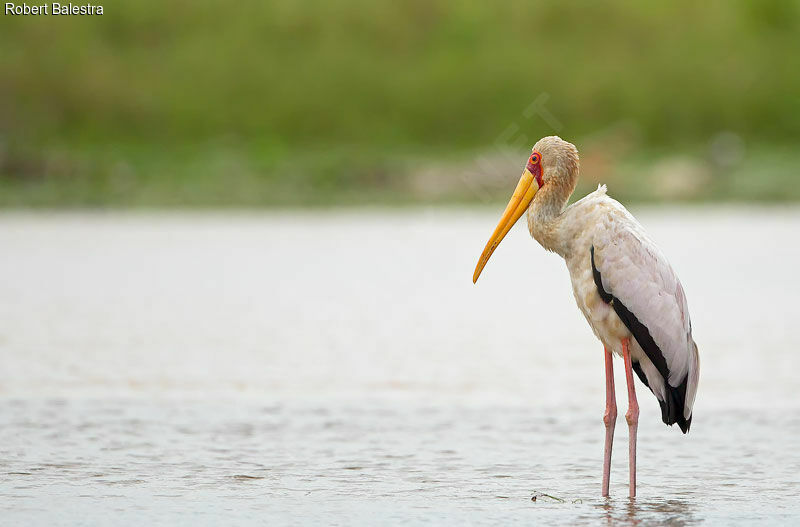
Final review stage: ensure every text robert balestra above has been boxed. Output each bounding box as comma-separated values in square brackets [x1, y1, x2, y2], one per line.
[5, 3, 104, 15]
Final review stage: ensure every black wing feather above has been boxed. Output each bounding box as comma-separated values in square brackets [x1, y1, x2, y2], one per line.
[591, 246, 691, 433]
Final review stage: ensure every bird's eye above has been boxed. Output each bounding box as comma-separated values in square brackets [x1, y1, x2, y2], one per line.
[530, 154, 539, 163]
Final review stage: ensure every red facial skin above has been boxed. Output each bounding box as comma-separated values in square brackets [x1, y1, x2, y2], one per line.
[526, 151, 544, 188]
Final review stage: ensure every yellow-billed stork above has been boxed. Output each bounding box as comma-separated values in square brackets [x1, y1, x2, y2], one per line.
[473, 136, 700, 498]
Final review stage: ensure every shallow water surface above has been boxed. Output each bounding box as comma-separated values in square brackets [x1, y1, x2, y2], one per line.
[1, 208, 799, 525]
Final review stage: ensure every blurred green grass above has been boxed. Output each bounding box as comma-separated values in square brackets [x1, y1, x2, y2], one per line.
[1, 0, 799, 206]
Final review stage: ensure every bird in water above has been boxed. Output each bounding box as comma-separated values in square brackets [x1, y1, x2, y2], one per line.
[472, 136, 699, 498]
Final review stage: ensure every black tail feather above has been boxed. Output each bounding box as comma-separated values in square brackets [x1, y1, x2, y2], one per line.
[632, 361, 691, 434]
[666, 375, 692, 434]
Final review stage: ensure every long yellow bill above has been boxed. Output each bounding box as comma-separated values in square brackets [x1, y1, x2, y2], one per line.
[472, 168, 541, 283]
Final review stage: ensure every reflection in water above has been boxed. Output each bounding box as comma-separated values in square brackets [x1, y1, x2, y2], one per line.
[597, 498, 698, 527]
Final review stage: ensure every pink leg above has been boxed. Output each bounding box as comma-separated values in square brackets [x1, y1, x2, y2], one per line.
[601, 346, 617, 497]
[621, 338, 639, 498]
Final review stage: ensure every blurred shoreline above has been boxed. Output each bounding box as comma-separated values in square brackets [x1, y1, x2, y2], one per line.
[2, 142, 799, 207]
